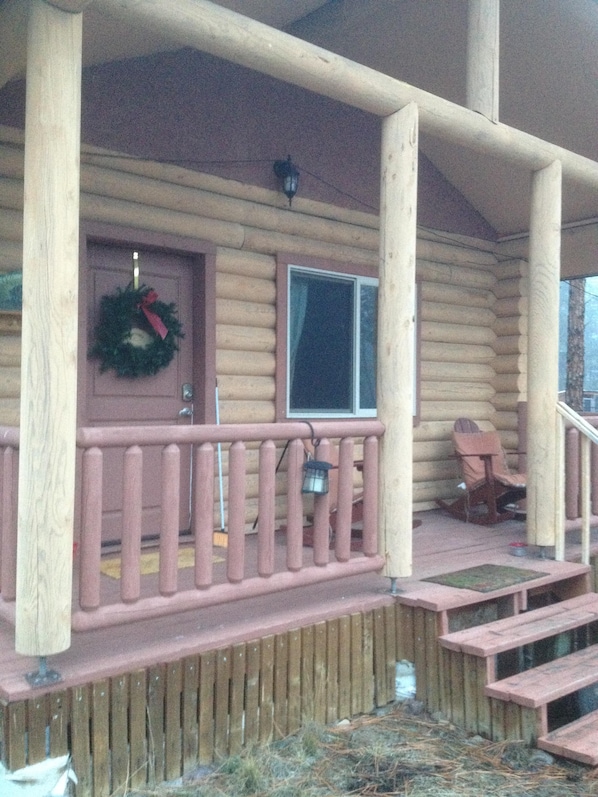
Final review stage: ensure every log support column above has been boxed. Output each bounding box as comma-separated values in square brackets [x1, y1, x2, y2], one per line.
[466, 0, 500, 121]
[16, 0, 83, 657]
[526, 160, 562, 548]
[378, 103, 418, 581]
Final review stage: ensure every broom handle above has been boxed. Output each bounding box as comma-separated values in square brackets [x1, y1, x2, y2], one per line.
[215, 381, 225, 531]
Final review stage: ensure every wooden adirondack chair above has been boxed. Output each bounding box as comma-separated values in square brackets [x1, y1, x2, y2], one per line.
[436, 418, 526, 525]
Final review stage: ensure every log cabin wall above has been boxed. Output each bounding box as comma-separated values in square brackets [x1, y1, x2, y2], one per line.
[491, 258, 529, 451]
[0, 124, 528, 513]
[0, 127, 22, 427]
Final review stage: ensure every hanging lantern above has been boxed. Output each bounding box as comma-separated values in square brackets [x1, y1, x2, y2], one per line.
[301, 459, 332, 495]
[273, 155, 300, 206]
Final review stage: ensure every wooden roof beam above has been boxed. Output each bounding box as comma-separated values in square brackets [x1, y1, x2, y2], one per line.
[466, 0, 499, 122]
[93, 0, 598, 188]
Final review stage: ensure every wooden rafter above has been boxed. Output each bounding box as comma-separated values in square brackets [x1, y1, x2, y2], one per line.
[93, 0, 598, 190]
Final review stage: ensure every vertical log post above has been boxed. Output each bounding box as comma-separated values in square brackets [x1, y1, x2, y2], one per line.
[378, 103, 418, 581]
[526, 160, 562, 549]
[466, 0, 500, 122]
[16, 0, 83, 657]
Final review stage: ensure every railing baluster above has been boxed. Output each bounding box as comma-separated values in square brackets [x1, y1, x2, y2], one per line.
[313, 438, 331, 567]
[1, 445, 17, 600]
[555, 411, 565, 562]
[334, 437, 354, 563]
[257, 440, 276, 577]
[565, 427, 579, 519]
[194, 443, 215, 588]
[581, 435, 591, 565]
[121, 446, 143, 603]
[160, 444, 180, 597]
[362, 435, 379, 557]
[80, 447, 103, 611]
[227, 441, 246, 583]
[286, 439, 304, 572]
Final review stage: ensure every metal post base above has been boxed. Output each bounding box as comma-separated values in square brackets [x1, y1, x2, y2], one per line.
[25, 656, 62, 688]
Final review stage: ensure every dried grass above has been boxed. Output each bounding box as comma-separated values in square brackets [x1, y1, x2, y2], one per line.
[132, 703, 598, 797]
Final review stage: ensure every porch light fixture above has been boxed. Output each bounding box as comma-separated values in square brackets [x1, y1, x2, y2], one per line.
[273, 155, 299, 206]
[301, 459, 332, 495]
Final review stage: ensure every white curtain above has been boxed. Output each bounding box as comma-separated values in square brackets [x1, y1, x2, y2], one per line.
[289, 275, 309, 400]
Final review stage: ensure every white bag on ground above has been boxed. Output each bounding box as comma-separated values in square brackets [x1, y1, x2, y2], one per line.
[0, 755, 77, 797]
[395, 660, 416, 700]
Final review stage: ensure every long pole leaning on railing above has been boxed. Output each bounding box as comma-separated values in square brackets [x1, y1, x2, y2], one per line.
[215, 380, 225, 532]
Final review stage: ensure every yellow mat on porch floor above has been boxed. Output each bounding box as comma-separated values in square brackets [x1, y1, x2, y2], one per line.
[100, 547, 225, 579]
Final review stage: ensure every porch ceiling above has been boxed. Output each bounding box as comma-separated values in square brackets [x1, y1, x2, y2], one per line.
[79, 0, 330, 66]
[3, 0, 598, 237]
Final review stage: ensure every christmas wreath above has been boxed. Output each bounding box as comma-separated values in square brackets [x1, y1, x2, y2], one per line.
[89, 283, 184, 378]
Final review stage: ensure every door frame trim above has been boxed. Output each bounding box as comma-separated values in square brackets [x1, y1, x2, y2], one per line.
[78, 221, 217, 425]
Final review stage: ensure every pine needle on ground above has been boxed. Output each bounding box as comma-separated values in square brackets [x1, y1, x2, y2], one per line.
[130, 703, 598, 797]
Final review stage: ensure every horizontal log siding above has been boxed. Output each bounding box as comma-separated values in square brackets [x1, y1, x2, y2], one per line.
[0, 139, 22, 425]
[491, 259, 528, 454]
[416, 253, 498, 508]
[0, 127, 511, 512]
[215, 248, 277, 430]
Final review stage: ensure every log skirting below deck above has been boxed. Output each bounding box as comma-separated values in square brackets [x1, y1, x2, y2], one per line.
[0, 604, 400, 797]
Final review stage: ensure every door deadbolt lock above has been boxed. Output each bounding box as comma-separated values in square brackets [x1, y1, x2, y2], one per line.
[182, 383, 194, 402]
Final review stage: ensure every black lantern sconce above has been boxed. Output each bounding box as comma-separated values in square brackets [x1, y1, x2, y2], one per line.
[301, 458, 333, 495]
[273, 155, 300, 206]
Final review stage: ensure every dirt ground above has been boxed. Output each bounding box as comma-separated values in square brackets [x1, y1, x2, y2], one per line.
[136, 700, 598, 797]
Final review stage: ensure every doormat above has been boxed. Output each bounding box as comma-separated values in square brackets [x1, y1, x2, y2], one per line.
[100, 548, 225, 579]
[422, 563, 548, 593]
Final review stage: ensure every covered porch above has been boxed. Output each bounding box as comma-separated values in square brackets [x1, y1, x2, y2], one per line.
[7, 0, 592, 666]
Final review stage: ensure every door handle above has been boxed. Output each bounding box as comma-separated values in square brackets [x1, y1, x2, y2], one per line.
[178, 407, 193, 418]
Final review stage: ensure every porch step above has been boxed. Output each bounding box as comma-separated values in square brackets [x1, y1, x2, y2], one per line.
[484, 643, 598, 707]
[439, 592, 598, 657]
[433, 591, 598, 758]
[538, 709, 598, 766]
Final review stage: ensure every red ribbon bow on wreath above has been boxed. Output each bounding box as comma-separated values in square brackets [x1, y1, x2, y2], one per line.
[139, 290, 168, 340]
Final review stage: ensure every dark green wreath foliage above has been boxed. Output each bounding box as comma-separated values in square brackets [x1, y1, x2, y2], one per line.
[88, 283, 184, 378]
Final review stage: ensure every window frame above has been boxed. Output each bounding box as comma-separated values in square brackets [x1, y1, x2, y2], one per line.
[275, 254, 420, 423]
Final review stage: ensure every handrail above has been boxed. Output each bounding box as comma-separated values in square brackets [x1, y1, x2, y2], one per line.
[556, 401, 598, 446]
[556, 401, 594, 564]
[76, 420, 385, 448]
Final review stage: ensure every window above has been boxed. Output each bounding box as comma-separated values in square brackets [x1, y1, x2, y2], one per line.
[276, 256, 419, 422]
[286, 265, 378, 418]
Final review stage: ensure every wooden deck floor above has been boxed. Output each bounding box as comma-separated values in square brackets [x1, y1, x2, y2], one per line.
[0, 510, 596, 703]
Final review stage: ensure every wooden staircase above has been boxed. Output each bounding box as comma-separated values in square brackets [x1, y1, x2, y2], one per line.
[395, 560, 598, 766]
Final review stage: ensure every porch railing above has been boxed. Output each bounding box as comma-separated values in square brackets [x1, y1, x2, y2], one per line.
[556, 401, 598, 564]
[0, 421, 385, 631]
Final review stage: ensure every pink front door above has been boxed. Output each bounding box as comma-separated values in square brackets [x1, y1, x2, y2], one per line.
[83, 241, 196, 545]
